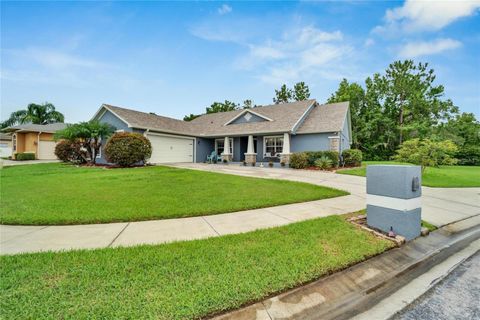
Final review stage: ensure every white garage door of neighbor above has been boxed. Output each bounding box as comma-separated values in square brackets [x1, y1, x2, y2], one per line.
[147, 134, 194, 163]
[38, 141, 57, 160]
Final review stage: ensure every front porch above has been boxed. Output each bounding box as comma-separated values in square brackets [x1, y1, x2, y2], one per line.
[206, 133, 291, 165]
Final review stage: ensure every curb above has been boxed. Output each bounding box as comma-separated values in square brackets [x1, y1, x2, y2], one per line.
[213, 215, 480, 320]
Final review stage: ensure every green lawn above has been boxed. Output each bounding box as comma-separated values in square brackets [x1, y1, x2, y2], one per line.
[337, 161, 480, 188]
[0, 215, 394, 319]
[0, 163, 347, 225]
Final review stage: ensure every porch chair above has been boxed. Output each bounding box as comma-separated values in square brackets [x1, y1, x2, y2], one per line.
[206, 151, 216, 163]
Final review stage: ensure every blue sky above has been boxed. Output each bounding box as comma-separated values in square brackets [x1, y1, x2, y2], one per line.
[1, 1, 479, 123]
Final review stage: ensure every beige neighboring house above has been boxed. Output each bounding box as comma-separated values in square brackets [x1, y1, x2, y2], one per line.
[0, 133, 13, 158]
[3, 123, 67, 160]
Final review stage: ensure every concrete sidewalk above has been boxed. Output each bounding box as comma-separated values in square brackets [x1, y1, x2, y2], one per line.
[170, 163, 480, 227]
[0, 194, 364, 255]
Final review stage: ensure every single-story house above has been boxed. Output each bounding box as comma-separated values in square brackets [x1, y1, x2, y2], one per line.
[0, 133, 13, 158]
[3, 123, 67, 160]
[93, 99, 351, 165]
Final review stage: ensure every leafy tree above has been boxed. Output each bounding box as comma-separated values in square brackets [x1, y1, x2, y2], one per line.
[206, 100, 239, 114]
[54, 120, 115, 164]
[293, 82, 311, 101]
[393, 139, 458, 172]
[1, 102, 64, 129]
[242, 99, 253, 109]
[183, 114, 200, 122]
[327, 79, 365, 149]
[273, 84, 293, 104]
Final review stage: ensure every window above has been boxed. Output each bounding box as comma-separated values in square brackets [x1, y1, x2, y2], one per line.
[12, 134, 16, 152]
[263, 136, 283, 157]
[96, 146, 102, 158]
[215, 138, 233, 156]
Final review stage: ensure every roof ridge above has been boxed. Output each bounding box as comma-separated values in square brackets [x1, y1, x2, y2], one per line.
[104, 104, 186, 123]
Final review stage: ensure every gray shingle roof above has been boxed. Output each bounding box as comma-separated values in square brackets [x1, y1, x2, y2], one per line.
[100, 99, 349, 137]
[0, 133, 12, 140]
[3, 123, 67, 133]
[296, 102, 349, 134]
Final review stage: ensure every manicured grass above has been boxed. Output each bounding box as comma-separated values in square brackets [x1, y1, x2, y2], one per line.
[337, 161, 480, 188]
[0, 163, 347, 225]
[421, 220, 438, 232]
[0, 215, 394, 319]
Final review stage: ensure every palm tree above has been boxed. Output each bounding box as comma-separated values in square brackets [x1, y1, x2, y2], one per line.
[1, 102, 65, 129]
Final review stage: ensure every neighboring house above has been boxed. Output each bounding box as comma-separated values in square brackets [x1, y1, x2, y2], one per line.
[2, 123, 67, 160]
[92, 99, 351, 164]
[0, 133, 13, 158]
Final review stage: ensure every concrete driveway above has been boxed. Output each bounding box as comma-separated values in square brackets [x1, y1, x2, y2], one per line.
[170, 163, 480, 227]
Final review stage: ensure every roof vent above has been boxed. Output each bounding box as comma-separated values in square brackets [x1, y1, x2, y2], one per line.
[149, 112, 156, 115]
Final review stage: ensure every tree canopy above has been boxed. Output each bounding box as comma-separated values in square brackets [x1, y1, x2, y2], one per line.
[273, 82, 311, 104]
[1, 102, 64, 129]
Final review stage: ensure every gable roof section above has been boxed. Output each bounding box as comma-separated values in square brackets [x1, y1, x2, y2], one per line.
[223, 109, 273, 126]
[96, 104, 198, 136]
[191, 99, 316, 136]
[2, 123, 67, 133]
[296, 101, 349, 134]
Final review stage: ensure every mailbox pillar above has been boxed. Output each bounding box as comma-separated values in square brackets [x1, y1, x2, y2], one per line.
[366, 165, 422, 240]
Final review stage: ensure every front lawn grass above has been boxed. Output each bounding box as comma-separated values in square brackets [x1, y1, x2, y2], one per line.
[337, 161, 480, 188]
[0, 163, 347, 225]
[0, 215, 394, 319]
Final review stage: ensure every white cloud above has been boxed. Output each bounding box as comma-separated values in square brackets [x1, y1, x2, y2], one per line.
[218, 4, 232, 15]
[398, 38, 462, 58]
[375, 0, 480, 33]
[364, 38, 375, 47]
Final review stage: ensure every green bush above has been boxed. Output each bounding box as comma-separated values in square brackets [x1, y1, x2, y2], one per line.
[54, 140, 86, 163]
[456, 145, 480, 166]
[15, 152, 35, 161]
[314, 156, 333, 170]
[289, 152, 309, 169]
[105, 132, 152, 167]
[342, 149, 362, 167]
[393, 139, 458, 171]
[305, 151, 339, 167]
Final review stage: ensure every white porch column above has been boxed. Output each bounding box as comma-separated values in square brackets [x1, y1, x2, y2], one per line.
[280, 132, 291, 165]
[283, 132, 290, 154]
[221, 136, 232, 162]
[247, 135, 255, 154]
[244, 135, 257, 165]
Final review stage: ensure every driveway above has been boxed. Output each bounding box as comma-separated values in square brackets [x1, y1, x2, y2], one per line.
[1, 159, 60, 167]
[170, 163, 480, 227]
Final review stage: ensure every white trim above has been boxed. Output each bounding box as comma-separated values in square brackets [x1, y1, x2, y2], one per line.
[146, 131, 196, 140]
[215, 138, 233, 155]
[367, 194, 421, 212]
[223, 109, 273, 126]
[328, 136, 340, 139]
[263, 135, 284, 157]
[291, 101, 316, 134]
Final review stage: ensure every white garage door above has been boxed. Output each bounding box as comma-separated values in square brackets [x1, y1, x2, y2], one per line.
[147, 134, 194, 163]
[38, 141, 57, 160]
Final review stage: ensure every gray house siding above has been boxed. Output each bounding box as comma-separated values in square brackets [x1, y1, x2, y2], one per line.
[196, 138, 214, 163]
[291, 133, 332, 152]
[339, 118, 350, 152]
[230, 112, 266, 125]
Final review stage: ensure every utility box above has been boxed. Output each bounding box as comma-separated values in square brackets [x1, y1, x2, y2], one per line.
[366, 165, 422, 241]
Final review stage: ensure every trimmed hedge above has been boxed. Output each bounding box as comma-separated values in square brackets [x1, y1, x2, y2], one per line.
[290, 150, 340, 169]
[15, 152, 35, 161]
[342, 149, 362, 166]
[54, 140, 86, 163]
[105, 132, 152, 167]
[289, 152, 309, 169]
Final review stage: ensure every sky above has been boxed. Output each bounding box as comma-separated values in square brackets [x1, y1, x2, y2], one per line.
[1, 1, 479, 123]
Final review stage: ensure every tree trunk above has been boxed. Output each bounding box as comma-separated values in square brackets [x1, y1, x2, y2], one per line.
[399, 106, 404, 145]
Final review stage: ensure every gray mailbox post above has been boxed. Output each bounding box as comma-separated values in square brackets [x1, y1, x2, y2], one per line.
[366, 165, 422, 241]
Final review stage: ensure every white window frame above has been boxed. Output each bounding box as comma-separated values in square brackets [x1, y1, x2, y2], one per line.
[263, 135, 284, 157]
[215, 138, 233, 156]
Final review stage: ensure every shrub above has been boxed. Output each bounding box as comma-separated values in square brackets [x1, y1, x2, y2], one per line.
[456, 145, 480, 166]
[314, 156, 333, 170]
[16, 152, 35, 161]
[305, 151, 339, 167]
[342, 149, 362, 167]
[305, 151, 323, 166]
[322, 151, 340, 167]
[393, 139, 458, 171]
[105, 132, 152, 167]
[54, 140, 86, 163]
[268, 160, 274, 167]
[289, 152, 309, 169]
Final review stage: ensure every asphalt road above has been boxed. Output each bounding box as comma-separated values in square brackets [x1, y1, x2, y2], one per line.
[391, 251, 480, 320]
